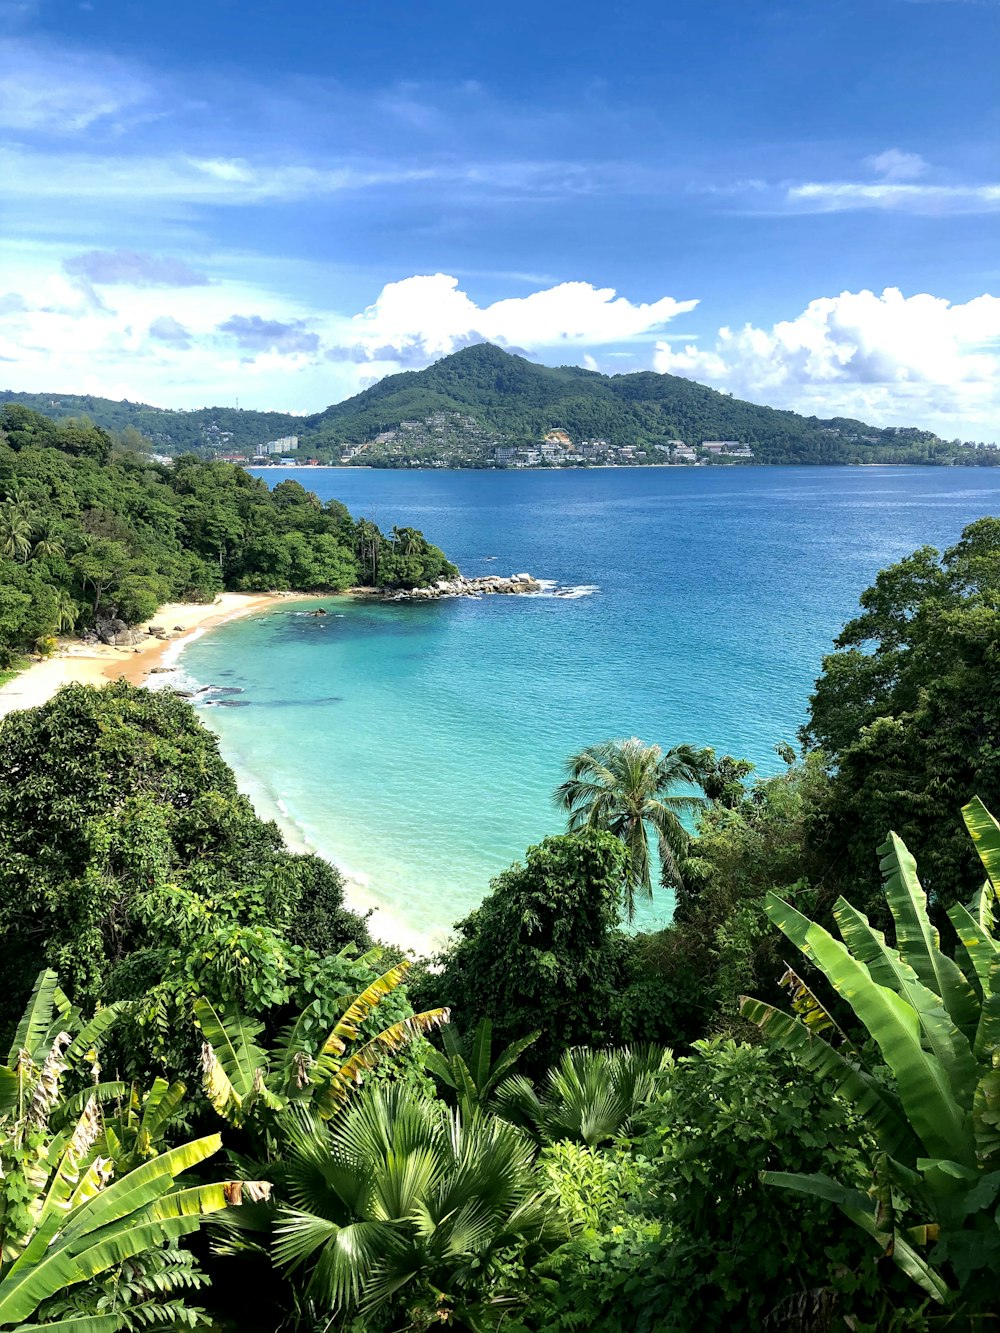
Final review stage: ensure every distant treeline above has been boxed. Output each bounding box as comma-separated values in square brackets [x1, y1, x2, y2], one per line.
[0, 403, 456, 664]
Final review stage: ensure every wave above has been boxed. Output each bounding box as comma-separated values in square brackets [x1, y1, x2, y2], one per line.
[530, 582, 599, 599]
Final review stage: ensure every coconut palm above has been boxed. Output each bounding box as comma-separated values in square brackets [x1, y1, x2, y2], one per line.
[0, 504, 31, 563]
[30, 521, 65, 562]
[555, 737, 706, 919]
[272, 1083, 565, 1329]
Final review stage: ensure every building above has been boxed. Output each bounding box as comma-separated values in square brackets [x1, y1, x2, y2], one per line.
[265, 435, 299, 454]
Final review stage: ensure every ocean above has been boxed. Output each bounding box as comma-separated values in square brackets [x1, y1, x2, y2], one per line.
[175, 465, 1000, 948]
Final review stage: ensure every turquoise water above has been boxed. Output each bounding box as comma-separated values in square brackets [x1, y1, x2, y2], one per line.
[178, 466, 1000, 946]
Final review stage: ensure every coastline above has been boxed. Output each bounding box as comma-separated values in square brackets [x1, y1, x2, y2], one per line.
[0, 591, 307, 721]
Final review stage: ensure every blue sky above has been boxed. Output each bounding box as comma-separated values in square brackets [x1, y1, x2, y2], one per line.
[1, 0, 999, 437]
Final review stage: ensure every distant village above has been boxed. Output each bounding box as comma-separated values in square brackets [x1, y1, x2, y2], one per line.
[214, 419, 756, 469]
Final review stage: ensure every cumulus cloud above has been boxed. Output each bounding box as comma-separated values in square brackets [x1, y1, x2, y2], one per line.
[654, 287, 1000, 435]
[217, 314, 320, 354]
[866, 148, 927, 181]
[65, 250, 208, 287]
[337, 274, 697, 365]
[148, 315, 193, 348]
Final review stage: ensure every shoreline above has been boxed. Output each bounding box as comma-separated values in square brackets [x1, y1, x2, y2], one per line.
[0, 591, 310, 721]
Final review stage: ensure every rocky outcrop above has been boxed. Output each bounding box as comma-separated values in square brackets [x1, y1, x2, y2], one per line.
[94, 616, 144, 646]
[383, 572, 543, 601]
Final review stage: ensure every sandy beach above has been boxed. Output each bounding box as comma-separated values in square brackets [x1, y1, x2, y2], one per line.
[0, 591, 305, 722]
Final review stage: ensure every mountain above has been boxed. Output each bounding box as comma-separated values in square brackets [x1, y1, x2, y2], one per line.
[298, 344, 963, 465]
[4, 345, 996, 466]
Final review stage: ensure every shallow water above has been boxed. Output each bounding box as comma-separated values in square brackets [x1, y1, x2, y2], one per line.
[177, 466, 1000, 944]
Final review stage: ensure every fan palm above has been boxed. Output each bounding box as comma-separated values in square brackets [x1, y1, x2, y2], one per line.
[273, 1084, 565, 1329]
[555, 737, 706, 919]
[493, 1044, 672, 1148]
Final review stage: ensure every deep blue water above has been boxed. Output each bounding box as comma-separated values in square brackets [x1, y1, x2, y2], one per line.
[177, 466, 1000, 947]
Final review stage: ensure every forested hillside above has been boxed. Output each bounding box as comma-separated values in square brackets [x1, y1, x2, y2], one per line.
[6, 343, 995, 466]
[0, 403, 455, 664]
[0, 388, 300, 454]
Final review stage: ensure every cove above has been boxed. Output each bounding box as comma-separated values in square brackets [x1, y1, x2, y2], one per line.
[176, 465, 1000, 946]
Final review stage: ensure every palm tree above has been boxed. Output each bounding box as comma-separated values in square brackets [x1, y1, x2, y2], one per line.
[272, 1084, 565, 1328]
[555, 737, 706, 919]
[30, 521, 64, 562]
[494, 1044, 672, 1147]
[0, 504, 31, 562]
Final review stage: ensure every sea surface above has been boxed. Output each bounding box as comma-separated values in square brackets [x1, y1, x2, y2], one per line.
[176, 466, 1000, 947]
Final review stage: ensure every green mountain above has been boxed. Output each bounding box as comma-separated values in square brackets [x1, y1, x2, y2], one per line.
[4, 344, 996, 465]
[299, 343, 967, 465]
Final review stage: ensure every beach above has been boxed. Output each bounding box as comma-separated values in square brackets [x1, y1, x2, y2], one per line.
[0, 591, 304, 722]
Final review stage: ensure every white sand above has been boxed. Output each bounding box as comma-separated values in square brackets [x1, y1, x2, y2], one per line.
[0, 592, 302, 721]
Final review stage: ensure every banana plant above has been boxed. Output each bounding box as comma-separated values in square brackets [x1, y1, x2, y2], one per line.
[0, 971, 269, 1331]
[740, 795, 1000, 1311]
[423, 1018, 540, 1117]
[195, 957, 450, 1132]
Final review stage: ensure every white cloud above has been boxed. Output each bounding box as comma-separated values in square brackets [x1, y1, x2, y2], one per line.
[0, 37, 151, 132]
[866, 148, 927, 181]
[0, 257, 697, 409]
[655, 287, 1000, 438]
[788, 180, 1000, 213]
[343, 274, 697, 363]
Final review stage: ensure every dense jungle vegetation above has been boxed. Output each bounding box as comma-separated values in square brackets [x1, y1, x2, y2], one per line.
[8, 344, 998, 465]
[0, 403, 456, 665]
[1, 516, 999, 1330]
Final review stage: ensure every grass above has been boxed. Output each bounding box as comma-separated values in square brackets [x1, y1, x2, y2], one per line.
[0, 655, 30, 688]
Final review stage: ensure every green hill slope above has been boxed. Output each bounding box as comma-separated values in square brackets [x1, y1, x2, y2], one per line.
[299, 343, 965, 465]
[4, 344, 996, 466]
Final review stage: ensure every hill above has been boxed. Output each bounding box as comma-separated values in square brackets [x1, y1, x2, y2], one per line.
[5, 345, 997, 466]
[299, 343, 982, 466]
[0, 389, 300, 455]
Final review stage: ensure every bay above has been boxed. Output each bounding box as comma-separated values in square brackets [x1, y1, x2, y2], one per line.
[177, 465, 1000, 946]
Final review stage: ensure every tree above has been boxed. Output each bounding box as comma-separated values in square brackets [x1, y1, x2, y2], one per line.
[804, 517, 1000, 913]
[555, 738, 705, 920]
[0, 683, 370, 1036]
[419, 832, 629, 1071]
[0, 503, 31, 562]
[742, 796, 1000, 1317]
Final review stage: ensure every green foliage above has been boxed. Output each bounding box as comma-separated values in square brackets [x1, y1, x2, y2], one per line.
[272, 1084, 565, 1330]
[743, 799, 1000, 1315]
[423, 1018, 540, 1118]
[804, 517, 1000, 912]
[0, 971, 257, 1332]
[418, 831, 630, 1071]
[494, 1045, 671, 1147]
[555, 737, 706, 920]
[0, 404, 455, 661]
[195, 957, 448, 1133]
[0, 682, 371, 1049]
[515, 1040, 897, 1333]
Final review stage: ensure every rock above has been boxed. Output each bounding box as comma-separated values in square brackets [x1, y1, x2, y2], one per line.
[308, 608, 328, 617]
[95, 617, 142, 647]
[147, 625, 165, 634]
[173, 625, 184, 632]
[512, 573, 533, 582]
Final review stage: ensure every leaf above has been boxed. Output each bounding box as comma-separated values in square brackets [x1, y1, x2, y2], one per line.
[963, 797, 1000, 892]
[878, 833, 981, 1041]
[764, 892, 973, 1165]
[8, 970, 59, 1064]
[739, 998, 919, 1159]
[194, 998, 266, 1120]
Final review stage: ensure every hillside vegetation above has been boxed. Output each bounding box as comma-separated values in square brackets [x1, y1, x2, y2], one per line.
[7, 343, 997, 466]
[0, 403, 455, 664]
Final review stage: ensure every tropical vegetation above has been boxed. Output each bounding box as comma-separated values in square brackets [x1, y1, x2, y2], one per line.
[1, 522, 1000, 1329]
[0, 403, 455, 665]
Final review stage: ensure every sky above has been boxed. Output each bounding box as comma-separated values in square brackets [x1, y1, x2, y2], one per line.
[1, 0, 999, 438]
